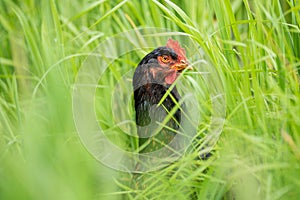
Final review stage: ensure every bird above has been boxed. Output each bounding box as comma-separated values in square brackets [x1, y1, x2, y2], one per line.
[132, 39, 190, 170]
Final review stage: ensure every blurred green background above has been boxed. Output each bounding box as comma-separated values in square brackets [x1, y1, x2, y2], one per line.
[0, 0, 299, 199]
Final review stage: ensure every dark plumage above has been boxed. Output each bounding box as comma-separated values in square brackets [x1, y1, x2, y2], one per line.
[133, 39, 189, 154]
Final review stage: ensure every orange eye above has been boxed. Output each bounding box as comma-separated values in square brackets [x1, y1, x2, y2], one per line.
[160, 55, 170, 63]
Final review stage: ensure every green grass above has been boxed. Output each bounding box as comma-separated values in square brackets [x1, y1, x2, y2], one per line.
[0, 0, 300, 199]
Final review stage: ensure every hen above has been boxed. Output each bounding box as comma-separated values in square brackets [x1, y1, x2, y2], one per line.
[133, 39, 190, 165]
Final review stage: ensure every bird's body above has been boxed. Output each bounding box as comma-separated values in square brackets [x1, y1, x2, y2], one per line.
[133, 82, 181, 152]
[133, 39, 189, 156]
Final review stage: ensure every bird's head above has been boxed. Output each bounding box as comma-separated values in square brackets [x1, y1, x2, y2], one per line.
[137, 39, 191, 85]
[157, 39, 189, 73]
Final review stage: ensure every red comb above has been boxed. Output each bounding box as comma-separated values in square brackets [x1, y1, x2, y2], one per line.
[166, 39, 187, 61]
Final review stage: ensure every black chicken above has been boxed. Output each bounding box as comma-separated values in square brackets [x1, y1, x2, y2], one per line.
[133, 39, 190, 166]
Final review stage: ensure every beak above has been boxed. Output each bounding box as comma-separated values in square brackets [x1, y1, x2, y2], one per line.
[171, 60, 193, 72]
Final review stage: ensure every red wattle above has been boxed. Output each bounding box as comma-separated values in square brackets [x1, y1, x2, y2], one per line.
[165, 70, 177, 84]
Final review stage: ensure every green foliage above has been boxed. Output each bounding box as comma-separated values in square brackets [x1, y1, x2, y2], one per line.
[0, 0, 299, 199]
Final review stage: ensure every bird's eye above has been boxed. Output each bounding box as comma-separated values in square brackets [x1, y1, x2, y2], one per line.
[160, 55, 170, 63]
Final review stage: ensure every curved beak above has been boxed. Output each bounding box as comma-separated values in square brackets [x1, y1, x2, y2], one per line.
[171, 60, 193, 72]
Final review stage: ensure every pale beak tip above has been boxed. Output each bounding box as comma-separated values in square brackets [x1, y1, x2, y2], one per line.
[186, 66, 193, 70]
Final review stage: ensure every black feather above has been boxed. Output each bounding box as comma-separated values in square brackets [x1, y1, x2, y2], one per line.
[133, 47, 182, 153]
